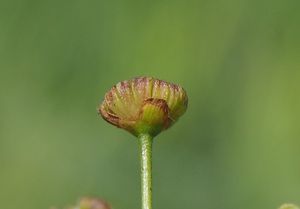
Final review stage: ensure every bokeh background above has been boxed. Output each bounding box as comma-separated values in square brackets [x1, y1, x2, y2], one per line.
[0, 0, 300, 209]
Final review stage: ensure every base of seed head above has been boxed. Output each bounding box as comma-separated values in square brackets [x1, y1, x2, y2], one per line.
[99, 76, 188, 137]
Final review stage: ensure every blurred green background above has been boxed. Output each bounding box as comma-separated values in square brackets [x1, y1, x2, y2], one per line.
[0, 0, 300, 209]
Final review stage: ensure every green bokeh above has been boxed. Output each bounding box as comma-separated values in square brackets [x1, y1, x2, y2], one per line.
[0, 0, 299, 209]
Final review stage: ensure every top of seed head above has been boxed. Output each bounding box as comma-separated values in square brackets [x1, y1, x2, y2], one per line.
[99, 76, 188, 137]
[78, 197, 111, 209]
[67, 197, 111, 209]
[279, 204, 300, 209]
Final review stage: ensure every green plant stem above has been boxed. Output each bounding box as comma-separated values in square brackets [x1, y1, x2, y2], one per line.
[138, 134, 153, 209]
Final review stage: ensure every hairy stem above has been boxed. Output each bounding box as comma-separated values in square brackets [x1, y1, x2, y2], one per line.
[138, 134, 153, 209]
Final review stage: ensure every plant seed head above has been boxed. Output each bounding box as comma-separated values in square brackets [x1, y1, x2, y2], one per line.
[99, 76, 188, 137]
[75, 197, 111, 209]
[279, 204, 300, 209]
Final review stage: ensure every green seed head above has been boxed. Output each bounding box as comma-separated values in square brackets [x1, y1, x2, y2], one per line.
[279, 204, 300, 209]
[71, 197, 111, 209]
[99, 76, 188, 137]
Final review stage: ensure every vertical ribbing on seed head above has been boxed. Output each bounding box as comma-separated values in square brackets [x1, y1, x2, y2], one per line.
[99, 76, 188, 137]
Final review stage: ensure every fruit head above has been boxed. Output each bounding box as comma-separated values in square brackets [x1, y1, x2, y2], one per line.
[99, 76, 188, 137]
